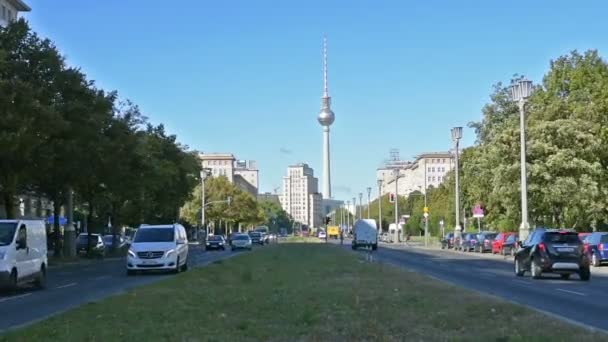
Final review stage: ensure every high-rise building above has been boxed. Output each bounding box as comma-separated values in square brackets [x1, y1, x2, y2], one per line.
[199, 153, 259, 196]
[317, 35, 335, 200]
[377, 151, 455, 199]
[0, 0, 30, 27]
[280, 163, 323, 228]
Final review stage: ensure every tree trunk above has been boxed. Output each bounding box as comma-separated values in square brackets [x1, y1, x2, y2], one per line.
[2, 191, 16, 219]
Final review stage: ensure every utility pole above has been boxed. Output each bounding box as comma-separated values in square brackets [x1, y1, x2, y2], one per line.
[358, 193, 363, 220]
[377, 179, 382, 238]
[366, 187, 372, 219]
[393, 168, 399, 242]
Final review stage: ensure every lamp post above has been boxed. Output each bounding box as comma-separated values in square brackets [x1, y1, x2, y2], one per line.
[366, 187, 372, 219]
[358, 193, 363, 219]
[346, 200, 351, 233]
[377, 179, 383, 234]
[419, 185, 429, 247]
[510, 77, 534, 242]
[451, 127, 463, 244]
[352, 197, 357, 221]
[200, 168, 212, 241]
[393, 168, 400, 242]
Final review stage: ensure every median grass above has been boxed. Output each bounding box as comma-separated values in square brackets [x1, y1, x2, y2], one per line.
[3, 244, 606, 341]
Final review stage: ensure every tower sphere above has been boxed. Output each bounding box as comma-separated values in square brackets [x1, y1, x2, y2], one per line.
[318, 106, 335, 126]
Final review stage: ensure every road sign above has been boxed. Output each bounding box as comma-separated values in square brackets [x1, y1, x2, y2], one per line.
[423, 206, 429, 213]
[473, 205, 484, 218]
[423, 213, 429, 218]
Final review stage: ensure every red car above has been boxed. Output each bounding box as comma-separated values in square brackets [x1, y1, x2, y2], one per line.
[492, 232, 517, 254]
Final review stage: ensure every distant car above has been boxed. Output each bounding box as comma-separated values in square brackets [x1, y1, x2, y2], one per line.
[318, 230, 327, 239]
[585, 232, 608, 267]
[76, 233, 106, 257]
[441, 232, 455, 249]
[205, 235, 226, 251]
[514, 229, 590, 281]
[352, 219, 378, 250]
[501, 234, 519, 256]
[248, 231, 264, 245]
[473, 232, 497, 253]
[492, 232, 516, 254]
[231, 234, 252, 251]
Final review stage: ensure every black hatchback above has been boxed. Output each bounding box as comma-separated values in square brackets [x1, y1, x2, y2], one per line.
[514, 229, 590, 281]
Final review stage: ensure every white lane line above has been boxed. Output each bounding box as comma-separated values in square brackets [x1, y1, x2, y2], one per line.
[556, 288, 586, 296]
[0, 293, 32, 303]
[56, 282, 77, 289]
[93, 275, 111, 281]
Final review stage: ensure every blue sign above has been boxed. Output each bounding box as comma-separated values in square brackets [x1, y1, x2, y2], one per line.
[46, 216, 68, 225]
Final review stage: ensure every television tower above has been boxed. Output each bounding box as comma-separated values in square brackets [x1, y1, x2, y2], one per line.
[318, 34, 335, 199]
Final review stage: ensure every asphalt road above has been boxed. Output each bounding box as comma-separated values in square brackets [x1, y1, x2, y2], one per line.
[335, 239, 608, 333]
[0, 244, 243, 332]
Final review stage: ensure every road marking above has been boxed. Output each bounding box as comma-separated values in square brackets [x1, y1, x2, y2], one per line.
[556, 288, 586, 296]
[0, 293, 32, 303]
[56, 282, 77, 289]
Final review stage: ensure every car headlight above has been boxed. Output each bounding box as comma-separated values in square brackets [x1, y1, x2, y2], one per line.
[128, 249, 136, 258]
[205, 242, 210, 246]
[165, 249, 175, 258]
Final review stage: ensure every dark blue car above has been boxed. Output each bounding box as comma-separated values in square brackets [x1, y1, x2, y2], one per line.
[586, 232, 608, 267]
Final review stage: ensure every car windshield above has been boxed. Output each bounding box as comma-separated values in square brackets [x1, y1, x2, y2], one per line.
[506, 235, 516, 243]
[77, 234, 99, 244]
[0, 222, 17, 246]
[134, 228, 174, 243]
[103, 236, 114, 243]
[249, 232, 261, 237]
[544, 232, 580, 244]
[234, 235, 249, 241]
[485, 233, 497, 240]
[209, 236, 223, 241]
[600, 235, 608, 243]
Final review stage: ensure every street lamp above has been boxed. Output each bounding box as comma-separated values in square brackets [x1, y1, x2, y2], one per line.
[451, 127, 463, 243]
[346, 200, 351, 232]
[377, 179, 383, 234]
[366, 187, 372, 219]
[200, 168, 212, 241]
[352, 197, 357, 221]
[358, 192, 363, 219]
[510, 77, 534, 242]
[393, 168, 400, 242]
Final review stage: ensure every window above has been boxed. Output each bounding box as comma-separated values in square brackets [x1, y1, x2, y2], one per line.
[438, 176, 442, 182]
[432, 167, 435, 172]
[427, 167, 431, 173]
[7, 9, 12, 21]
[432, 177, 436, 182]
[428, 176, 431, 182]
[443, 158, 446, 163]
[2, 6, 6, 20]
[17, 224, 27, 248]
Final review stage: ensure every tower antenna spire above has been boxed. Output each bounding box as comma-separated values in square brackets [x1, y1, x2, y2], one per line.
[323, 34, 328, 98]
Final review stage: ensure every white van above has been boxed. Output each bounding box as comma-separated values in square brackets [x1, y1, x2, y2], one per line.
[352, 219, 378, 250]
[0, 220, 48, 290]
[126, 224, 188, 275]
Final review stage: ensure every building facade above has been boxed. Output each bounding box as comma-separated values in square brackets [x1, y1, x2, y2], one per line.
[199, 153, 259, 196]
[377, 152, 454, 199]
[0, 0, 30, 27]
[280, 163, 323, 228]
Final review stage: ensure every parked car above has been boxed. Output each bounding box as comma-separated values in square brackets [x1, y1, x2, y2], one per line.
[318, 230, 327, 239]
[441, 232, 455, 249]
[248, 231, 264, 245]
[460, 233, 479, 252]
[77, 233, 106, 257]
[473, 232, 497, 253]
[585, 232, 608, 267]
[0, 220, 48, 291]
[126, 223, 189, 275]
[103, 235, 126, 251]
[501, 234, 519, 256]
[514, 229, 590, 280]
[380, 232, 390, 243]
[205, 235, 226, 251]
[492, 232, 516, 254]
[231, 234, 252, 251]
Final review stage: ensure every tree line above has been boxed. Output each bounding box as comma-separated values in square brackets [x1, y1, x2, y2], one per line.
[0, 20, 202, 255]
[368, 50, 608, 235]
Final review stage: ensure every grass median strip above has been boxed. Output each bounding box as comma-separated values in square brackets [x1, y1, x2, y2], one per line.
[3, 244, 606, 341]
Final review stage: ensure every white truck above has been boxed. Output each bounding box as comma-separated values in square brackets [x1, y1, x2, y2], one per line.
[351, 219, 378, 250]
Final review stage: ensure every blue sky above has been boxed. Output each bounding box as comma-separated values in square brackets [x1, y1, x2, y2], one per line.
[24, 0, 608, 200]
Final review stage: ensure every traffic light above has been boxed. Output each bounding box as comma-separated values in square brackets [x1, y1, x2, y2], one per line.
[389, 193, 395, 203]
[325, 217, 331, 224]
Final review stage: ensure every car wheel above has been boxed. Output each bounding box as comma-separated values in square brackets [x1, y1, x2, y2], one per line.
[174, 258, 181, 274]
[579, 266, 591, 281]
[8, 269, 18, 292]
[34, 265, 47, 289]
[514, 258, 524, 277]
[531, 258, 542, 279]
[592, 253, 600, 267]
[560, 274, 570, 280]
[181, 259, 188, 272]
